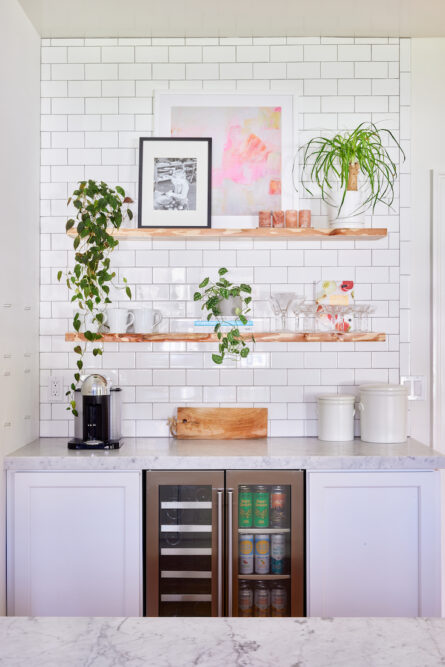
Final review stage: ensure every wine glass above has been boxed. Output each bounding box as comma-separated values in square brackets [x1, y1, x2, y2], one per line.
[269, 293, 304, 331]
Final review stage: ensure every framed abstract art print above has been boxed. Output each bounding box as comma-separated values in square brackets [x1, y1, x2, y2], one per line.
[154, 91, 297, 228]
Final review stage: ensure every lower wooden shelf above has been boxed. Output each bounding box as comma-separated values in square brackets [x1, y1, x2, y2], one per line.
[65, 331, 385, 343]
[238, 574, 291, 580]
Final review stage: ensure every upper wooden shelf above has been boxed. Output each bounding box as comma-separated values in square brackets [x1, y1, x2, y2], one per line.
[65, 332, 386, 343]
[66, 227, 387, 241]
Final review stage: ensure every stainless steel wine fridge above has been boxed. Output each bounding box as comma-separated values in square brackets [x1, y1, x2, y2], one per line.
[145, 470, 304, 617]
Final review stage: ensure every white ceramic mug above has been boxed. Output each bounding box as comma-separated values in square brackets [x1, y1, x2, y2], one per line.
[132, 308, 163, 333]
[106, 308, 134, 333]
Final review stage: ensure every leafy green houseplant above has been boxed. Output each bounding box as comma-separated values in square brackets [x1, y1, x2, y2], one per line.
[300, 122, 405, 222]
[58, 180, 133, 415]
[193, 268, 255, 365]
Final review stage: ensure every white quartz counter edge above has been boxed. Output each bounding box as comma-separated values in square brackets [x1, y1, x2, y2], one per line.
[1, 616, 445, 667]
[5, 437, 445, 471]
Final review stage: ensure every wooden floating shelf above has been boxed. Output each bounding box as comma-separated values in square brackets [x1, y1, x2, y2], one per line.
[65, 332, 386, 343]
[67, 227, 387, 241]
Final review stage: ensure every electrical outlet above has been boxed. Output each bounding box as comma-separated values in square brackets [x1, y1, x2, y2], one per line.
[48, 375, 63, 402]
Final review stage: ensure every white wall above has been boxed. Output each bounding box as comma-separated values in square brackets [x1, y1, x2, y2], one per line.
[0, 0, 40, 614]
[40, 37, 409, 439]
[410, 39, 445, 446]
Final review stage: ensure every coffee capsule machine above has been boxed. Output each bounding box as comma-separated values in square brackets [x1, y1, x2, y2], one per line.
[68, 374, 123, 449]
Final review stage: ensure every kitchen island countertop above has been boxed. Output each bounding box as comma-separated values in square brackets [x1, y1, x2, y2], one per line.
[4, 436, 445, 471]
[0, 616, 445, 666]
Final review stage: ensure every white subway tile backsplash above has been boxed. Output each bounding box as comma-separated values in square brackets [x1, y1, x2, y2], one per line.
[338, 45, 371, 61]
[304, 45, 337, 61]
[372, 45, 399, 61]
[220, 63, 252, 79]
[52, 64, 84, 80]
[40, 36, 409, 437]
[68, 46, 101, 63]
[203, 46, 235, 62]
[355, 61, 388, 78]
[102, 46, 135, 63]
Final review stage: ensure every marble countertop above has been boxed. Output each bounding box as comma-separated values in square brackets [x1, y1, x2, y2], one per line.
[5, 436, 445, 471]
[1, 616, 445, 666]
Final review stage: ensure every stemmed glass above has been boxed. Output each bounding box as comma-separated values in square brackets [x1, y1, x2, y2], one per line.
[293, 302, 319, 332]
[269, 293, 304, 331]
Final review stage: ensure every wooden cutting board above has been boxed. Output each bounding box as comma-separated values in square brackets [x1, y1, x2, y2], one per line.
[176, 407, 268, 439]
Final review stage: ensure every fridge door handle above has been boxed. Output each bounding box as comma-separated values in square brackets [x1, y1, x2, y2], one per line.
[217, 488, 224, 617]
[227, 488, 234, 617]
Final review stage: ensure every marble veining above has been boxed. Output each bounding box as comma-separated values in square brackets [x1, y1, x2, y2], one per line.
[1, 616, 445, 666]
[4, 437, 445, 472]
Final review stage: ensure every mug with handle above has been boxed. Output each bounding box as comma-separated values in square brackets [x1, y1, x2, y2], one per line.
[132, 308, 163, 333]
[106, 308, 135, 333]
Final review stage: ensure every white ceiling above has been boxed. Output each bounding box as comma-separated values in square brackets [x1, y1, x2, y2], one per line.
[17, 0, 445, 38]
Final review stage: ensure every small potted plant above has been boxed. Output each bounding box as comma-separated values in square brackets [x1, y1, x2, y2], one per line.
[58, 180, 133, 414]
[300, 122, 405, 226]
[194, 268, 255, 365]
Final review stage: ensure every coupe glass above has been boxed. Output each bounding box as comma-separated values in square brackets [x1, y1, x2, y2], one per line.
[269, 292, 304, 331]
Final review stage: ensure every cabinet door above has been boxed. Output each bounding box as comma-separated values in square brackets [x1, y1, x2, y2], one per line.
[7, 471, 142, 616]
[307, 471, 441, 617]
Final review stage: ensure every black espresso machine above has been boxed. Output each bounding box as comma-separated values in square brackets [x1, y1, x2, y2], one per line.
[68, 374, 123, 450]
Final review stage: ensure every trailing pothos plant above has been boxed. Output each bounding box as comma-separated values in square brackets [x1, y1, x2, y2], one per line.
[299, 122, 405, 217]
[58, 180, 133, 415]
[193, 267, 255, 365]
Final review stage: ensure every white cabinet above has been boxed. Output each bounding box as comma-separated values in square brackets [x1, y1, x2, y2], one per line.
[307, 471, 441, 617]
[7, 471, 142, 617]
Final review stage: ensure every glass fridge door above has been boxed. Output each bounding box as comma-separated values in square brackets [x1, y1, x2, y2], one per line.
[226, 470, 304, 618]
[146, 471, 224, 617]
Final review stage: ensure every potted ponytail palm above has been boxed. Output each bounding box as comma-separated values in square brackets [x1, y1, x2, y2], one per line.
[300, 122, 405, 226]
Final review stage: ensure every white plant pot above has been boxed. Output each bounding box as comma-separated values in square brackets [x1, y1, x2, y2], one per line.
[328, 189, 366, 228]
[218, 296, 242, 317]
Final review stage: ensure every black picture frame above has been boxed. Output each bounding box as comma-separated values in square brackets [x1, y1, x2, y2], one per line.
[137, 137, 212, 229]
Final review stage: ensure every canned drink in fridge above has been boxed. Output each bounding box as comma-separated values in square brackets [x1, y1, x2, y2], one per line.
[254, 534, 270, 574]
[270, 533, 286, 574]
[254, 581, 270, 617]
[238, 485, 253, 528]
[254, 485, 270, 528]
[270, 485, 288, 528]
[271, 583, 287, 617]
[238, 581, 253, 617]
[239, 534, 254, 574]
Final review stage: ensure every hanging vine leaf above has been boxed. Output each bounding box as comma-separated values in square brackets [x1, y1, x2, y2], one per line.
[58, 180, 134, 415]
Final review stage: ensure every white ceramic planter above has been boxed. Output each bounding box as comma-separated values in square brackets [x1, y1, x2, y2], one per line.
[328, 189, 366, 228]
[218, 296, 242, 317]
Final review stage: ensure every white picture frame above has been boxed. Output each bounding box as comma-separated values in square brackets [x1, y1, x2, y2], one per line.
[154, 91, 297, 228]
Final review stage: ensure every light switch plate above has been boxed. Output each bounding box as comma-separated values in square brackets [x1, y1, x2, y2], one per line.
[400, 375, 426, 401]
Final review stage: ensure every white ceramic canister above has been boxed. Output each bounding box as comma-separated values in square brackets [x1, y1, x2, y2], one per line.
[317, 394, 356, 442]
[358, 384, 409, 443]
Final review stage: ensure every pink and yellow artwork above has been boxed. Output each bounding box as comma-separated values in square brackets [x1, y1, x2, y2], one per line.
[170, 106, 282, 216]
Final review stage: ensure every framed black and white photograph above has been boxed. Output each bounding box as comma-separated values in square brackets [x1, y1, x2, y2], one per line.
[138, 137, 211, 228]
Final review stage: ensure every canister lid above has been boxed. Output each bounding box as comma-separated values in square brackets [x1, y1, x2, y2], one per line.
[317, 394, 356, 403]
[359, 383, 408, 395]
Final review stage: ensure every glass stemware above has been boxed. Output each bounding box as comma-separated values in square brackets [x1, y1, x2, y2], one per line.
[269, 292, 304, 331]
